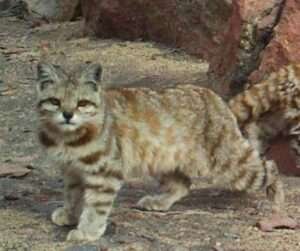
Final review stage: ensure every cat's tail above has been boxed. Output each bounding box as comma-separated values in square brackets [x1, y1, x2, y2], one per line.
[229, 81, 275, 128]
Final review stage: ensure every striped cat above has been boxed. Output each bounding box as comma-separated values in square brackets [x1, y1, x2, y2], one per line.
[229, 64, 300, 162]
[36, 62, 284, 241]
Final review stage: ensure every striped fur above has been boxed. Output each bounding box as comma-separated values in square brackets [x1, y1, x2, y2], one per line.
[229, 64, 300, 157]
[37, 62, 284, 242]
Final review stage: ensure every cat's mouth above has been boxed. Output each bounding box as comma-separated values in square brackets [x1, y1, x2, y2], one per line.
[59, 121, 78, 131]
[60, 121, 76, 125]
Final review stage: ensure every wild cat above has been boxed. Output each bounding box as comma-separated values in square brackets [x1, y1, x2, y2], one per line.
[229, 64, 300, 162]
[36, 62, 284, 242]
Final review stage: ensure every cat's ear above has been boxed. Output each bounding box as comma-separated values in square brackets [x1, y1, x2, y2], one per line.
[37, 62, 59, 91]
[80, 63, 102, 91]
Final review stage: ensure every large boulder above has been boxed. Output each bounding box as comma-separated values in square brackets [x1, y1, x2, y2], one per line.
[0, 0, 28, 17]
[0, 0, 81, 21]
[249, 0, 300, 83]
[0, 0, 10, 10]
[81, 0, 284, 96]
[25, 0, 80, 21]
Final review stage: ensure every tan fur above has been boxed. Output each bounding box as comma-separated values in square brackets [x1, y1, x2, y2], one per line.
[229, 64, 300, 156]
[36, 62, 284, 242]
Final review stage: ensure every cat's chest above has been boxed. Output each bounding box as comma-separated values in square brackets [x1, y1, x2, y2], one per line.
[48, 135, 119, 173]
[52, 148, 104, 173]
[48, 143, 78, 159]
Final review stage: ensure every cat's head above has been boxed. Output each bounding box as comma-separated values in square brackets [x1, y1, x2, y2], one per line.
[36, 62, 104, 132]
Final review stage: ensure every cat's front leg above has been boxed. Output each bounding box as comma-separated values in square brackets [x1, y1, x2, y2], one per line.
[52, 173, 83, 226]
[67, 169, 123, 242]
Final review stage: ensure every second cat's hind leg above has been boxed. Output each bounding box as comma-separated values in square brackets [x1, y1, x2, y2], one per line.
[264, 160, 285, 213]
[256, 160, 298, 231]
[137, 170, 191, 211]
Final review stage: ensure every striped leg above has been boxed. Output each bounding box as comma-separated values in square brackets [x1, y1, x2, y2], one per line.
[257, 160, 298, 231]
[137, 171, 191, 211]
[51, 174, 83, 226]
[66, 170, 123, 242]
[264, 160, 285, 213]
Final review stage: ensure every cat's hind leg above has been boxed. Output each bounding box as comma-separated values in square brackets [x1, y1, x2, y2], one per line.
[254, 160, 297, 231]
[137, 170, 191, 211]
[257, 160, 297, 231]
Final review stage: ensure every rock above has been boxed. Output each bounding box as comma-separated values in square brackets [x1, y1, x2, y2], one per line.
[227, 0, 284, 95]
[249, 0, 300, 83]
[0, 0, 10, 11]
[0, 0, 29, 18]
[267, 136, 300, 176]
[24, 0, 80, 21]
[65, 245, 98, 251]
[112, 241, 157, 251]
[257, 213, 298, 232]
[0, 163, 31, 177]
[81, 0, 284, 96]
[66, 241, 157, 251]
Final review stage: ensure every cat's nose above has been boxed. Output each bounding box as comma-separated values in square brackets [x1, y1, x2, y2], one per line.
[62, 111, 73, 122]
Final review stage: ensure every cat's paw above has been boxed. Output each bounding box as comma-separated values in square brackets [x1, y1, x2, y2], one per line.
[66, 227, 106, 242]
[137, 196, 171, 211]
[51, 207, 77, 226]
[66, 229, 86, 242]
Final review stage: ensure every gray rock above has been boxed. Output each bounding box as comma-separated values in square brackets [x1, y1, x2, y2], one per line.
[65, 245, 98, 251]
[24, 0, 80, 21]
[0, 0, 28, 18]
[0, 0, 10, 11]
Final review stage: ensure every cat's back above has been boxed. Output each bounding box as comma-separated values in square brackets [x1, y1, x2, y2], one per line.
[106, 84, 235, 125]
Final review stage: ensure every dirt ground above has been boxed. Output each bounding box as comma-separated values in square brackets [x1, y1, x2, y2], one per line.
[1, 17, 300, 251]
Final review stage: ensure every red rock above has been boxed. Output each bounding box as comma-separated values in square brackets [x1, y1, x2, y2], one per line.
[249, 0, 300, 83]
[267, 136, 300, 176]
[82, 0, 238, 58]
[212, 0, 283, 95]
[81, 0, 283, 96]
[257, 213, 298, 232]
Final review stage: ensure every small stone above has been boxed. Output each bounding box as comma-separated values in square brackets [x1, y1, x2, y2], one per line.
[65, 245, 98, 251]
[257, 214, 298, 231]
[0, 163, 31, 177]
[4, 194, 19, 201]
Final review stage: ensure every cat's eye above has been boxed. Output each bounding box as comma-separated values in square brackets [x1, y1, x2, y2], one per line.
[40, 80, 54, 90]
[48, 98, 60, 106]
[77, 100, 91, 107]
[85, 81, 98, 91]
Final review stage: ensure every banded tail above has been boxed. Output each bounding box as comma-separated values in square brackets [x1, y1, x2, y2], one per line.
[229, 64, 300, 127]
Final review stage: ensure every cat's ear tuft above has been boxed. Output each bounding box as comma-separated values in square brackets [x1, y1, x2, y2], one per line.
[81, 63, 103, 90]
[37, 62, 58, 90]
[93, 64, 102, 82]
[86, 63, 102, 82]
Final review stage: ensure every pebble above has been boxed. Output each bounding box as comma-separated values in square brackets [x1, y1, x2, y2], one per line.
[65, 245, 99, 251]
